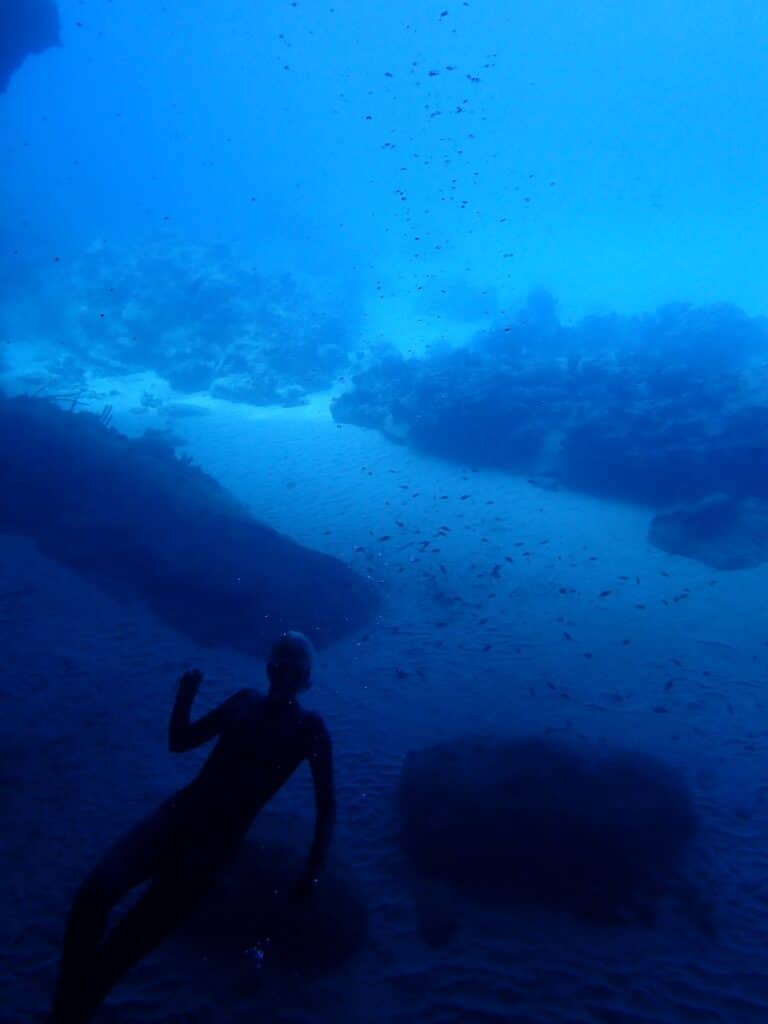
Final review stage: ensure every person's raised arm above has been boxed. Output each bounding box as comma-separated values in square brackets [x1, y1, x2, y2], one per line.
[295, 716, 336, 897]
[168, 669, 229, 753]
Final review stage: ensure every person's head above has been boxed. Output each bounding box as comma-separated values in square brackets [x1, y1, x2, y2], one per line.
[266, 630, 314, 701]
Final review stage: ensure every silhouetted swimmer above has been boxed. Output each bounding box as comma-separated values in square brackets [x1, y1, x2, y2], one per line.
[47, 631, 335, 1023]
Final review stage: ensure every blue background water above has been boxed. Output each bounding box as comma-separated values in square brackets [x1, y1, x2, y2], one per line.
[4, 1, 768, 327]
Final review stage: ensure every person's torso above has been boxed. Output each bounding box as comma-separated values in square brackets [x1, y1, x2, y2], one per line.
[183, 690, 313, 835]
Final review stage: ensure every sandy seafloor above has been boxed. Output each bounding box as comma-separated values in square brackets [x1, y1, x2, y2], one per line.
[3, 369, 768, 1023]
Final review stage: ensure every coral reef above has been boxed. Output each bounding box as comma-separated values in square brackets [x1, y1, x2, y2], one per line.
[7, 239, 355, 405]
[333, 296, 768, 513]
[0, 0, 59, 92]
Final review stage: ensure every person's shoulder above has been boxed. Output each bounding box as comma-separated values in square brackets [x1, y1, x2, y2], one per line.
[301, 709, 331, 745]
[300, 707, 326, 727]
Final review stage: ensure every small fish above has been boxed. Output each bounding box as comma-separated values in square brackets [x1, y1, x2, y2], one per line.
[563, 631, 573, 641]
[599, 590, 613, 598]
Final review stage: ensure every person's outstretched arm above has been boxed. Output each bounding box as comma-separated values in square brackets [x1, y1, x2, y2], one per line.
[168, 669, 230, 753]
[297, 716, 336, 894]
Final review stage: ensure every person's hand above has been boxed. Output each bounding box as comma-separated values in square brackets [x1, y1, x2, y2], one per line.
[178, 668, 203, 695]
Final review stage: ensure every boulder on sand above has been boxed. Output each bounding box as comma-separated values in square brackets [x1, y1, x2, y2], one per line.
[0, 394, 379, 653]
[399, 735, 698, 925]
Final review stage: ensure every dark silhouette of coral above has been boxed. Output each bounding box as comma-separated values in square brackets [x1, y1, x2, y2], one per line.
[333, 297, 768, 510]
[0, 0, 59, 92]
[650, 494, 768, 569]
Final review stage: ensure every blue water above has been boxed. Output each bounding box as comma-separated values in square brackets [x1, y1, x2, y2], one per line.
[3, 3, 768, 1023]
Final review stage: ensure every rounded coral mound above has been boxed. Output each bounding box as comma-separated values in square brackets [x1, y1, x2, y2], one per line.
[399, 736, 698, 924]
[649, 493, 768, 569]
[183, 837, 367, 971]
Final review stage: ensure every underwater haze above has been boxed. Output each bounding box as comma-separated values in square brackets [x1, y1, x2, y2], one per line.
[2, 2, 768, 1022]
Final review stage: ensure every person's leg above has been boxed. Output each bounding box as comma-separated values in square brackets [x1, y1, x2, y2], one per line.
[48, 803, 178, 1022]
[85, 870, 216, 1016]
